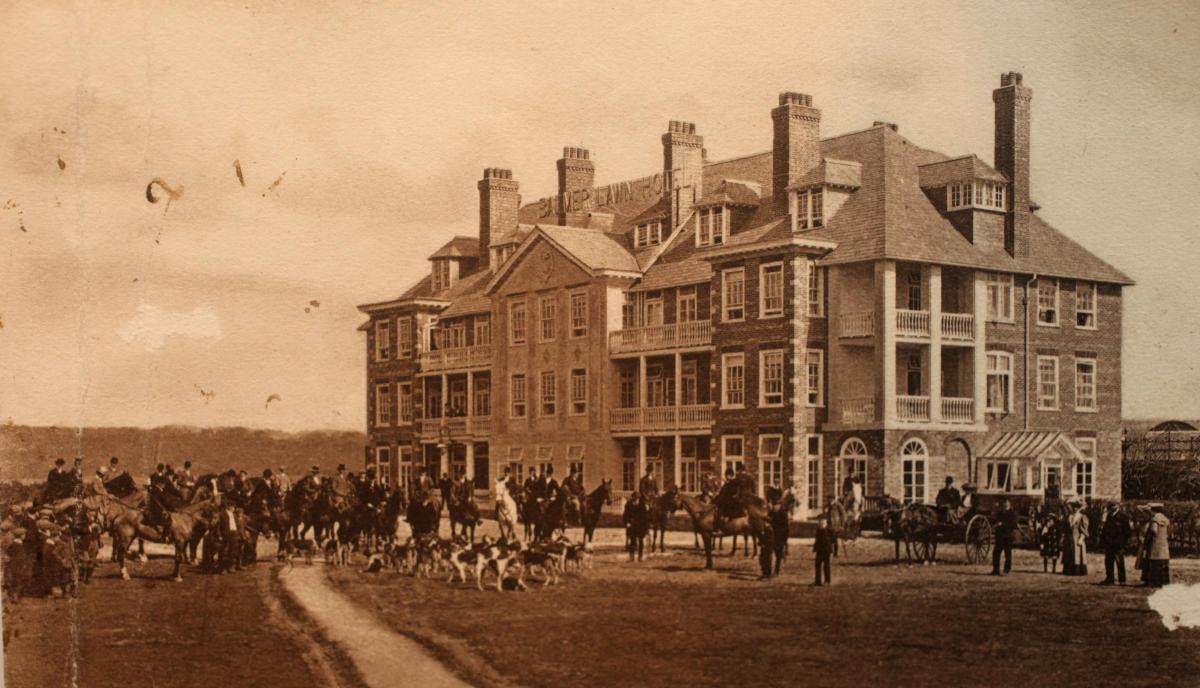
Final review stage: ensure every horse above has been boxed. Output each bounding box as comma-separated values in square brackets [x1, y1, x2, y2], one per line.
[825, 498, 862, 557]
[676, 491, 774, 577]
[82, 494, 220, 581]
[405, 492, 440, 539]
[495, 482, 520, 541]
[535, 486, 572, 542]
[580, 480, 613, 543]
[448, 487, 481, 543]
[766, 486, 797, 575]
[647, 487, 680, 553]
[886, 502, 939, 566]
[518, 488, 541, 542]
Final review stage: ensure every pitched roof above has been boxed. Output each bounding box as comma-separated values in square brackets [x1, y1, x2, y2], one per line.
[428, 236, 480, 260]
[696, 179, 762, 208]
[917, 155, 1007, 188]
[538, 225, 641, 273]
[981, 431, 1083, 461]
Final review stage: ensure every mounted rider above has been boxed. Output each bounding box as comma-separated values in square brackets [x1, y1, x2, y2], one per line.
[41, 458, 73, 504]
[714, 470, 756, 532]
[562, 464, 584, 498]
[146, 463, 185, 529]
[329, 464, 353, 510]
[543, 465, 559, 497]
[524, 466, 541, 501]
[638, 466, 660, 502]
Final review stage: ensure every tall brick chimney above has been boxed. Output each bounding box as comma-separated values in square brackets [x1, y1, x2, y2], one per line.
[993, 72, 1032, 259]
[772, 92, 821, 213]
[556, 147, 594, 226]
[478, 167, 519, 270]
[662, 121, 704, 229]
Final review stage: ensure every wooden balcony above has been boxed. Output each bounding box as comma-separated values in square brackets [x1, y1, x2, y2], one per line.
[609, 321, 713, 355]
[418, 416, 490, 439]
[897, 395, 931, 422]
[896, 310, 930, 338]
[418, 345, 493, 372]
[941, 313, 975, 342]
[608, 404, 714, 432]
[837, 312, 875, 339]
[839, 397, 876, 425]
[941, 397, 974, 424]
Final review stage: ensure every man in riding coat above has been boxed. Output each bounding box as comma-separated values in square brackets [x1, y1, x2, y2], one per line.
[42, 458, 71, 503]
[543, 465, 560, 499]
[638, 466, 660, 502]
[562, 464, 583, 498]
[330, 464, 352, 509]
[523, 466, 541, 501]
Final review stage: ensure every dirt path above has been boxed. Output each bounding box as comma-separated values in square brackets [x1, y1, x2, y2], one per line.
[277, 564, 470, 688]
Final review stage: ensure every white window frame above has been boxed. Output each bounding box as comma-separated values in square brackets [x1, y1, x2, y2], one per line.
[982, 459, 1013, 493]
[722, 435, 745, 475]
[397, 317, 413, 357]
[697, 206, 727, 247]
[760, 349, 785, 407]
[509, 300, 527, 345]
[644, 292, 664, 327]
[1075, 282, 1097, 330]
[510, 373, 527, 418]
[473, 315, 491, 346]
[808, 266, 825, 317]
[759, 434, 784, 492]
[473, 377, 490, 418]
[539, 296, 556, 342]
[540, 370, 557, 416]
[1074, 357, 1098, 412]
[569, 291, 588, 338]
[374, 382, 392, 426]
[759, 262, 784, 319]
[1036, 278, 1059, 327]
[634, 220, 663, 249]
[677, 286, 698, 323]
[985, 273, 1014, 323]
[796, 189, 824, 230]
[805, 434, 823, 512]
[835, 438, 869, 497]
[1074, 437, 1097, 498]
[397, 382, 413, 425]
[399, 446, 413, 488]
[1036, 355, 1059, 411]
[985, 351, 1014, 413]
[804, 349, 824, 407]
[722, 268, 745, 322]
[900, 439, 928, 505]
[721, 352, 745, 409]
[570, 368, 587, 415]
[375, 446, 392, 487]
[374, 319, 391, 361]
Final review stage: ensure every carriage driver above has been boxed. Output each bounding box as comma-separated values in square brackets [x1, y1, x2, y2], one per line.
[936, 476, 962, 523]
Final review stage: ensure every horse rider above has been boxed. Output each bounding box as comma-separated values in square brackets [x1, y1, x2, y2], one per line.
[439, 472, 454, 508]
[524, 466, 541, 501]
[496, 466, 513, 499]
[41, 458, 72, 503]
[181, 461, 197, 491]
[70, 457, 85, 496]
[713, 468, 753, 532]
[544, 465, 559, 497]
[847, 474, 865, 517]
[275, 466, 292, 495]
[330, 464, 352, 509]
[935, 476, 962, 523]
[86, 466, 110, 497]
[562, 464, 583, 497]
[146, 463, 184, 528]
[638, 466, 660, 503]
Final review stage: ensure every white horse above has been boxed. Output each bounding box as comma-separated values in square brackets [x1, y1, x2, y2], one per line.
[494, 478, 518, 541]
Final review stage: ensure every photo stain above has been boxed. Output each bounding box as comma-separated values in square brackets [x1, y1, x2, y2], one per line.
[56, 157, 66, 171]
[234, 160, 245, 187]
[3, 199, 27, 233]
[265, 394, 281, 409]
[145, 178, 184, 216]
[193, 384, 216, 403]
[261, 171, 286, 197]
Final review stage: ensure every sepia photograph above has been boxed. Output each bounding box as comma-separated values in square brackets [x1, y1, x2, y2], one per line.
[2, 2, 1199, 686]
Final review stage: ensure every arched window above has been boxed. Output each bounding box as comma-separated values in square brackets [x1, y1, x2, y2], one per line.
[901, 438, 928, 504]
[836, 438, 869, 498]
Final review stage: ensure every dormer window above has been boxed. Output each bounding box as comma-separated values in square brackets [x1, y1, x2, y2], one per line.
[697, 206, 727, 247]
[947, 181, 1006, 211]
[432, 259, 452, 291]
[796, 189, 823, 230]
[635, 220, 663, 248]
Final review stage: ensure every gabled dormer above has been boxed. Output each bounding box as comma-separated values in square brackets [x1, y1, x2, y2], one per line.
[629, 199, 670, 249]
[918, 155, 1009, 251]
[428, 236, 480, 292]
[788, 158, 861, 232]
[694, 179, 761, 247]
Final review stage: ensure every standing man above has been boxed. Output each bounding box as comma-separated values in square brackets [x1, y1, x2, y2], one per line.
[813, 514, 834, 586]
[623, 491, 649, 562]
[1100, 502, 1132, 585]
[991, 498, 1017, 576]
[639, 466, 660, 502]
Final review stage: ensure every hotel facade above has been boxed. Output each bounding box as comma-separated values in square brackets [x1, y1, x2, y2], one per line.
[357, 73, 1131, 518]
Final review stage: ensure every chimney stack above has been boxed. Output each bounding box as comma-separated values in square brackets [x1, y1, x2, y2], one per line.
[478, 167, 520, 270]
[772, 92, 822, 213]
[662, 120, 704, 229]
[993, 72, 1032, 259]
[556, 147, 595, 225]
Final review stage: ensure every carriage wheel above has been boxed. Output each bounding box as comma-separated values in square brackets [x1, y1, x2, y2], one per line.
[912, 538, 932, 562]
[965, 515, 993, 564]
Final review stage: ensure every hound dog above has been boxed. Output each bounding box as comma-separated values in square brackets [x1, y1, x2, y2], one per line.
[446, 535, 495, 585]
[474, 539, 525, 592]
[283, 538, 316, 566]
[516, 543, 564, 588]
[384, 539, 416, 574]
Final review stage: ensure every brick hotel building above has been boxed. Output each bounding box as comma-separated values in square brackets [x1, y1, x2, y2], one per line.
[357, 73, 1131, 518]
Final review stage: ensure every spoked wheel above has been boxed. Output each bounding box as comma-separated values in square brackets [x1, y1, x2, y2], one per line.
[912, 538, 932, 562]
[965, 514, 993, 564]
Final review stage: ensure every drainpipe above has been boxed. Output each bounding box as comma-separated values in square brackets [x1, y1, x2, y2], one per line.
[1023, 274, 1038, 431]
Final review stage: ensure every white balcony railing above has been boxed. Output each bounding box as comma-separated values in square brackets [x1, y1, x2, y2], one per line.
[418, 415, 489, 438]
[941, 397, 974, 424]
[897, 395, 931, 422]
[609, 321, 713, 354]
[896, 310, 931, 338]
[838, 311, 875, 338]
[941, 313, 975, 342]
[608, 404, 714, 432]
[840, 397, 876, 425]
[418, 344, 493, 372]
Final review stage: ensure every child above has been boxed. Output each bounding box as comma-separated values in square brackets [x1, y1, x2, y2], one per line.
[623, 492, 649, 562]
[813, 515, 834, 586]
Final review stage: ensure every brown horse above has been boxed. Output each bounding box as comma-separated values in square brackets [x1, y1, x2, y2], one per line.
[677, 493, 774, 577]
[883, 501, 939, 566]
[580, 480, 613, 543]
[825, 498, 863, 557]
[448, 488, 481, 543]
[766, 486, 797, 574]
[535, 486, 572, 542]
[82, 494, 220, 581]
[648, 487, 680, 553]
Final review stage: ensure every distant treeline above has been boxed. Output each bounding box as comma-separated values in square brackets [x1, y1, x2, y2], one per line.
[0, 424, 367, 481]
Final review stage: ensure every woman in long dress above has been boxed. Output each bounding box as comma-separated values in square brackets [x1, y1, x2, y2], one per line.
[1144, 504, 1171, 587]
[1064, 500, 1089, 576]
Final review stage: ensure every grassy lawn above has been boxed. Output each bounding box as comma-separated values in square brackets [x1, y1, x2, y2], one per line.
[328, 535, 1200, 688]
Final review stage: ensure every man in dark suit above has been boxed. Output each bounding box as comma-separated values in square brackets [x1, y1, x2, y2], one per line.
[42, 458, 70, 503]
[992, 498, 1017, 575]
[1100, 501, 1132, 585]
[638, 466, 660, 502]
[623, 492, 649, 562]
[813, 515, 835, 586]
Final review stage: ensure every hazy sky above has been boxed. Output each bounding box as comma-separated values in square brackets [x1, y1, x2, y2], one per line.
[2, 1, 1199, 432]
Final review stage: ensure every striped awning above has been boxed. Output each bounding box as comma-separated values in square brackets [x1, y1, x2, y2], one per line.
[981, 431, 1082, 461]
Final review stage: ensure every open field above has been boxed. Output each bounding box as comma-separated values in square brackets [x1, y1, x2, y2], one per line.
[329, 532, 1200, 688]
[1, 546, 360, 688]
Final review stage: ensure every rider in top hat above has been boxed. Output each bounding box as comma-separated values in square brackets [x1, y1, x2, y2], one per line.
[330, 464, 351, 506]
[523, 466, 540, 501]
[544, 465, 559, 497]
[638, 465, 660, 502]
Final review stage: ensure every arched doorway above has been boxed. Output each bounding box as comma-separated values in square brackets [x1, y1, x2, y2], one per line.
[900, 438, 928, 504]
[834, 437, 869, 500]
[945, 438, 973, 486]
